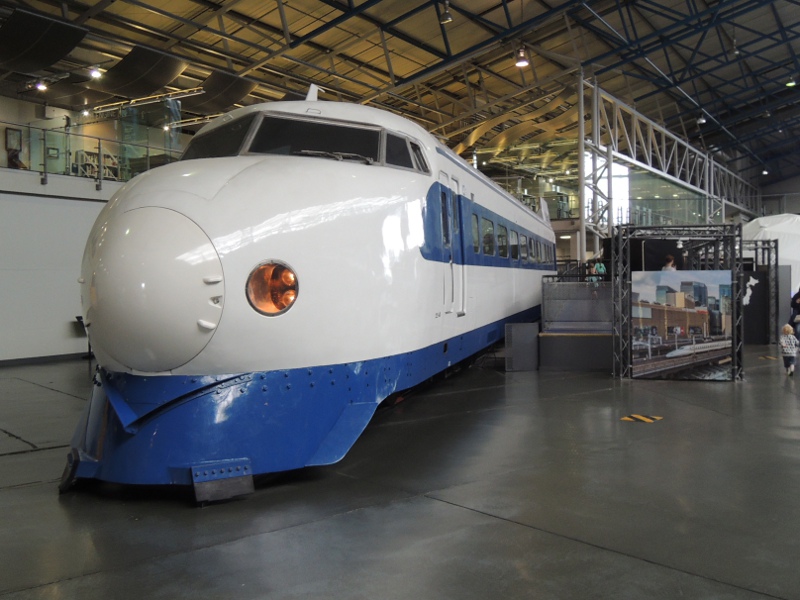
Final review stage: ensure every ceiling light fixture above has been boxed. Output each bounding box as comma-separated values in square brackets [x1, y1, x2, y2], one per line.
[82, 109, 90, 117]
[762, 168, 769, 175]
[35, 81, 48, 91]
[787, 77, 797, 88]
[515, 47, 529, 68]
[439, 0, 453, 25]
[696, 114, 707, 125]
[90, 67, 102, 79]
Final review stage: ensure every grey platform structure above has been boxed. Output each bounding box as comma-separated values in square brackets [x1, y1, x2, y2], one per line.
[2, 348, 800, 599]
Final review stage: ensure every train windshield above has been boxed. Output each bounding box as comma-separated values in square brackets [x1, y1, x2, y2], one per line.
[248, 116, 380, 164]
[181, 112, 259, 160]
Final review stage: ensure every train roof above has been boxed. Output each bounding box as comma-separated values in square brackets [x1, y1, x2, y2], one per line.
[197, 99, 433, 146]
[194, 97, 551, 229]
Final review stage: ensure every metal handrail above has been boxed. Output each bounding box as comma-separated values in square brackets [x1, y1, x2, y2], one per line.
[1, 119, 182, 190]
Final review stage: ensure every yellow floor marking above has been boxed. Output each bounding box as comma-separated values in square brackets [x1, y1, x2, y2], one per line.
[621, 414, 663, 423]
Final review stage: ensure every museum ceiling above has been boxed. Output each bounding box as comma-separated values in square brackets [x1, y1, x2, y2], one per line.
[0, 0, 797, 186]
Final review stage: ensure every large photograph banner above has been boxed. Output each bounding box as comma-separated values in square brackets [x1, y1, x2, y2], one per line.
[631, 270, 733, 380]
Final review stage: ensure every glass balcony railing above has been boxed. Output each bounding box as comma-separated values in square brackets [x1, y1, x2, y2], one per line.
[2, 120, 182, 188]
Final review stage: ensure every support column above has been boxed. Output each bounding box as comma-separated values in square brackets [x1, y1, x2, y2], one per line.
[577, 71, 586, 263]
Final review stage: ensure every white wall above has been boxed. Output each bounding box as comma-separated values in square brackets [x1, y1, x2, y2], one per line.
[762, 176, 800, 215]
[0, 169, 122, 361]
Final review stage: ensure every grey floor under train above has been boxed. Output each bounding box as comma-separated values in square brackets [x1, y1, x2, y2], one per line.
[1, 346, 799, 599]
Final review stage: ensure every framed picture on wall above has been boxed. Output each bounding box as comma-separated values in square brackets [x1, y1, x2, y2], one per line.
[5, 128, 22, 151]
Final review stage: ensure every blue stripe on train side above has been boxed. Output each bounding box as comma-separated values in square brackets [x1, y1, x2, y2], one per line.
[420, 181, 556, 270]
[71, 306, 540, 486]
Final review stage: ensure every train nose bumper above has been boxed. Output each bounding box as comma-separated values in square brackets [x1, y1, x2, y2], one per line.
[82, 206, 224, 372]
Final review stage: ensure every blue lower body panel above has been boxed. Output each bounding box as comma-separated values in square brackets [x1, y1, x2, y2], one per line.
[65, 308, 539, 490]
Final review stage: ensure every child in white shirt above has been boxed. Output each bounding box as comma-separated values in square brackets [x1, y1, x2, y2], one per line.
[780, 324, 799, 376]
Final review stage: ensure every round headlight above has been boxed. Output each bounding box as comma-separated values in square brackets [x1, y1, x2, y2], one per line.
[246, 261, 299, 315]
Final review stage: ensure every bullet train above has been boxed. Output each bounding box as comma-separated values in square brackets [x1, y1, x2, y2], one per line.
[665, 339, 732, 358]
[61, 88, 556, 501]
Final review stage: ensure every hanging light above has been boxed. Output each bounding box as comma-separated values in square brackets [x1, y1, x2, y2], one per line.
[90, 67, 102, 79]
[515, 47, 529, 68]
[35, 81, 47, 91]
[762, 168, 769, 175]
[696, 114, 707, 125]
[439, 0, 453, 24]
[787, 77, 797, 88]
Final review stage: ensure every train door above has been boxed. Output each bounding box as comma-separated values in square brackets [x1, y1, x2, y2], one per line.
[439, 172, 454, 313]
[451, 178, 465, 317]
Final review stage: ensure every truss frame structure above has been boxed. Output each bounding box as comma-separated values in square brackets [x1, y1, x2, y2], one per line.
[581, 80, 760, 261]
[612, 223, 744, 381]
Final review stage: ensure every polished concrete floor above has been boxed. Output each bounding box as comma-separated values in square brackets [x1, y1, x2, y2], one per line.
[1, 346, 799, 599]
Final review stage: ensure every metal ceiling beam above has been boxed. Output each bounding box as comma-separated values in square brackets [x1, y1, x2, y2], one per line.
[571, 1, 770, 168]
[588, 0, 776, 78]
[360, 0, 586, 103]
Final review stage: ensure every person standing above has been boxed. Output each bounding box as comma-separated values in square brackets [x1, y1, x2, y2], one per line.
[662, 254, 676, 271]
[790, 286, 800, 340]
[780, 324, 799, 376]
[593, 259, 606, 281]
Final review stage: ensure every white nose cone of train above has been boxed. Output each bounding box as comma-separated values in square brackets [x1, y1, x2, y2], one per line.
[82, 206, 224, 373]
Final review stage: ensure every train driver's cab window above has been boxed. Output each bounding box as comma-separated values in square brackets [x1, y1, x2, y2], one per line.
[510, 230, 519, 260]
[471, 214, 480, 252]
[182, 112, 259, 160]
[386, 134, 414, 169]
[520, 235, 528, 260]
[249, 115, 381, 163]
[497, 225, 508, 258]
[410, 142, 430, 174]
[481, 218, 495, 255]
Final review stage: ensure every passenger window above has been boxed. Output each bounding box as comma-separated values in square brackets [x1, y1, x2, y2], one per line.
[441, 191, 450, 246]
[498, 225, 508, 258]
[520, 235, 528, 260]
[528, 239, 534, 262]
[410, 142, 430, 173]
[472, 214, 479, 253]
[510, 230, 519, 260]
[481, 218, 494, 255]
[386, 134, 414, 168]
[452, 200, 459, 234]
